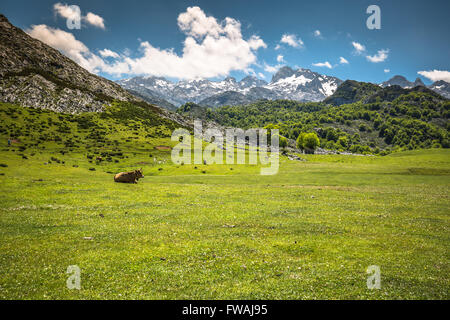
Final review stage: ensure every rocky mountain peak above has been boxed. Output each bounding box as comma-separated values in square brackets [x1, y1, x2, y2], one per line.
[413, 77, 425, 86]
[381, 75, 412, 88]
[224, 76, 237, 83]
[271, 66, 295, 83]
[239, 75, 267, 88]
[429, 80, 450, 98]
[380, 75, 449, 98]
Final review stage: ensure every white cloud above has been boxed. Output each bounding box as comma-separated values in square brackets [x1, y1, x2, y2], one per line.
[366, 49, 389, 63]
[99, 49, 119, 58]
[352, 41, 366, 54]
[243, 67, 258, 77]
[26, 24, 128, 75]
[280, 34, 304, 48]
[258, 72, 265, 79]
[123, 48, 131, 56]
[264, 63, 283, 73]
[27, 24, 89, 62]
[313, 30, 322, 38]
[53, 3, 80, 21]
[274, 44, 281, 50]
[417, 70, 450, 83]
[30, 6, 266, 79]
[122, 7, 266, 79]
[276, 54, 284, 63]
[339, 57, 349, 64]
[53, 3, 106, 29]
[84, 12, 105, 29]
[384, 69, 390, 73]
[312, 61, 332, 69]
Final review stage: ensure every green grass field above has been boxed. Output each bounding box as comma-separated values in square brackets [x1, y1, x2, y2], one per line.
[0, 142, 449, 299]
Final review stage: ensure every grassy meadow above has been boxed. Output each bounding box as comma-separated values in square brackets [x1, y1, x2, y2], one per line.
[0, 103, 449, 299]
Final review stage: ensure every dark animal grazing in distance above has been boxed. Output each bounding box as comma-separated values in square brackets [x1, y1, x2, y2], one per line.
[114, 169, 144, 184]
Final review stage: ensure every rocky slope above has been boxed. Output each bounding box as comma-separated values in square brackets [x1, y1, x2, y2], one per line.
[428, 80, 450, 99]
[0, 14, 138, 113]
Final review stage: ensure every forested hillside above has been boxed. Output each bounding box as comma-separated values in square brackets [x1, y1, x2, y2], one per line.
[178, 83, 449, 154]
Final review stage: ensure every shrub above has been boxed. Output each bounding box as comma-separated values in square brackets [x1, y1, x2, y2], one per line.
[337, 136, 349, 149]
[279, 136, 288, 148]
[297, 132, 320, 152]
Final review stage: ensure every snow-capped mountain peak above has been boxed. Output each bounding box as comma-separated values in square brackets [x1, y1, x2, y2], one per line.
[265, 67, 342, 101]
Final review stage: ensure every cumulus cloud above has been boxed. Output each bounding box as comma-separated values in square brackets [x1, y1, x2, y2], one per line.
[122, 6, 266, 79]
[84, 12, 105, 29]
[384, 69, 390, 73]
[276, 54, 284, 63]
[366, 49, 389, 63]
[312, 61, 332, 69]
[280, 34, 304, 48]
[29, 6, 266, 79]
[352, 41, 366, 54]
[27, 24, 89, 62]
[264, 63, 283, 73]
[339, 57, 349, 64]
[53, 3, 105, 29]
[178, 7, 222, 39]
[26, 24, 129, 75]
[258, 72, 265, 79]
[417, 70, 450, 83]
[99, 49, 119, 58]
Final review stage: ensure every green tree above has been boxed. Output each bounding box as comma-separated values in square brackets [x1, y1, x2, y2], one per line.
[279, 135, 288, 148]
[296, 132, 307, 149]
[297, 132, 320, 152]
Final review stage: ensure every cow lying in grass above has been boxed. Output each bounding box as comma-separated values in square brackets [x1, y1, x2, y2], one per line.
[114, 169, 144, 184]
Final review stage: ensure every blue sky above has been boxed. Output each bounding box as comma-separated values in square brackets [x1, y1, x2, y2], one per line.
[1, 0, 449, 84]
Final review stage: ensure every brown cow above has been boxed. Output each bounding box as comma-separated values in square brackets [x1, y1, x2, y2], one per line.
[114, 168, 144, 184]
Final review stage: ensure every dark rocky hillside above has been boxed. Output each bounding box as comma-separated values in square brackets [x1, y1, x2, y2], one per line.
[0, 14, 137, 113]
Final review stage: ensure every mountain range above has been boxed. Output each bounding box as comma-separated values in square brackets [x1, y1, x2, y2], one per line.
[117, 67, 343, 108]
[118, 69, 450, 109]
[381, 75, 450, 99]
